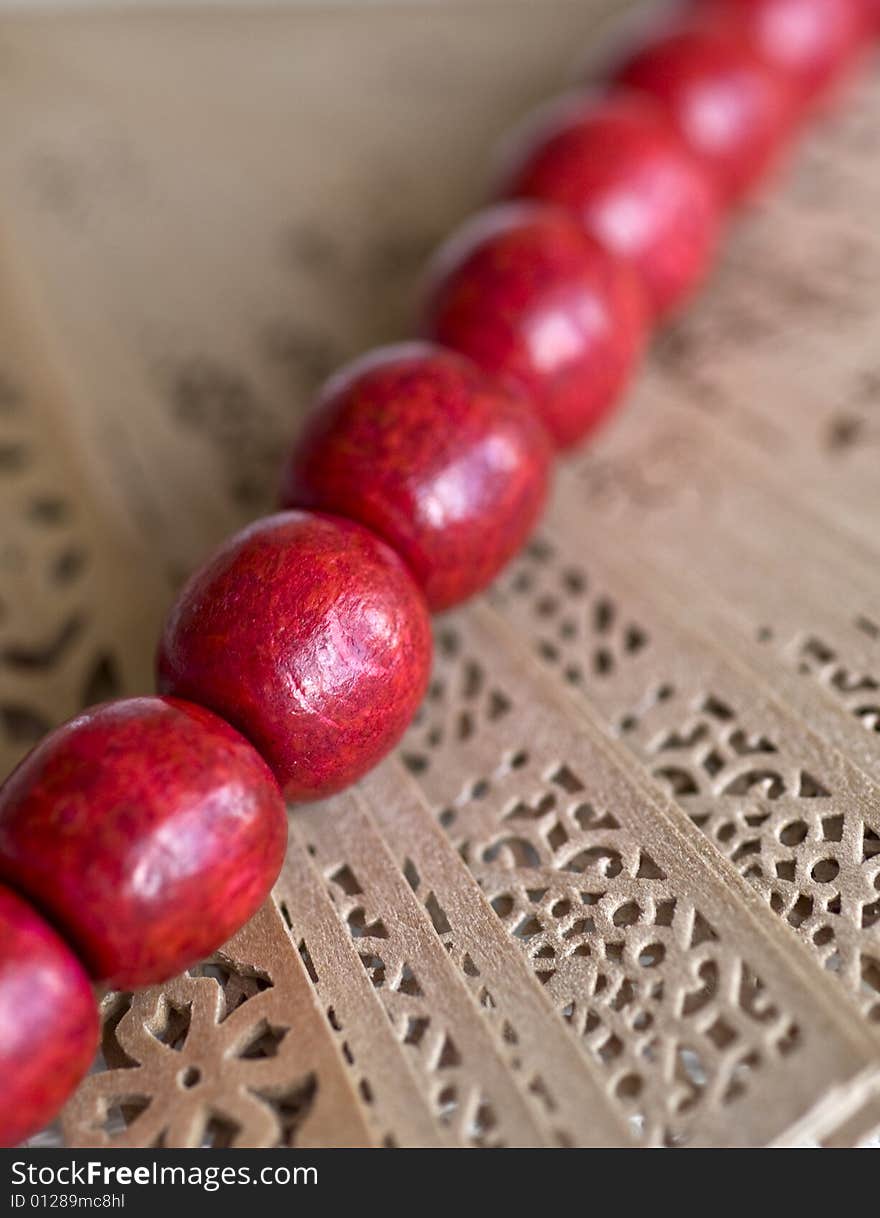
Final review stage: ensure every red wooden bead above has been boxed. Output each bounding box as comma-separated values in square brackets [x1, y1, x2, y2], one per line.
[615, 26, 797, 205]
[0, 698, 288, 989]
[280, 345, 553, 611]
[702, 0, 868, 103]
[157, 512, 432, 801]
[0, 883, 98, 1146]
[497, 91, 722, 318]
[424, 203, 647, 450]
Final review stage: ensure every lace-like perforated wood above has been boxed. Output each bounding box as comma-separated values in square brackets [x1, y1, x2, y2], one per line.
[493, 534, 880, 1028]
[2, 4, 880, 1148]
[391, 612, 848, 1148]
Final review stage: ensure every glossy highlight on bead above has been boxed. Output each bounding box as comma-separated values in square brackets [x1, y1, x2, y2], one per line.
[424, 203, 647, 449]
[703, 0, 868, 103]
[281, 344, 553, 610]
[615, 25, 798, 205]
[0, 698, 288, 989]
[498, 90, 722, 318]
[157, 511, 433, 800]
[0, 884, 98, 1146]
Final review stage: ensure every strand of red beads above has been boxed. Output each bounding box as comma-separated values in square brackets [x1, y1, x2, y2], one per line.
[0, 0, 874, 1146]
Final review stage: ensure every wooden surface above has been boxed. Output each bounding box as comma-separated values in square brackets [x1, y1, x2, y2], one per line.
[1, 2, 879, 1147]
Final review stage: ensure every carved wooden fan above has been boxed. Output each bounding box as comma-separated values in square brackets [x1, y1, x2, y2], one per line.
[1, 2, 879, 1148]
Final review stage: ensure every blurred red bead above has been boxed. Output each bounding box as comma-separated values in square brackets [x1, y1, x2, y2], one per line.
[701, 0, 868, 102]
[0, 698, 288, 989]
[281, 345, 553, 611]
[158, 512, 432, 800]
[497, 91, 722, 318]
[0, 884, 98, 1146]
[424, 203, 646, 450]
[615, 26, 798, 205]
